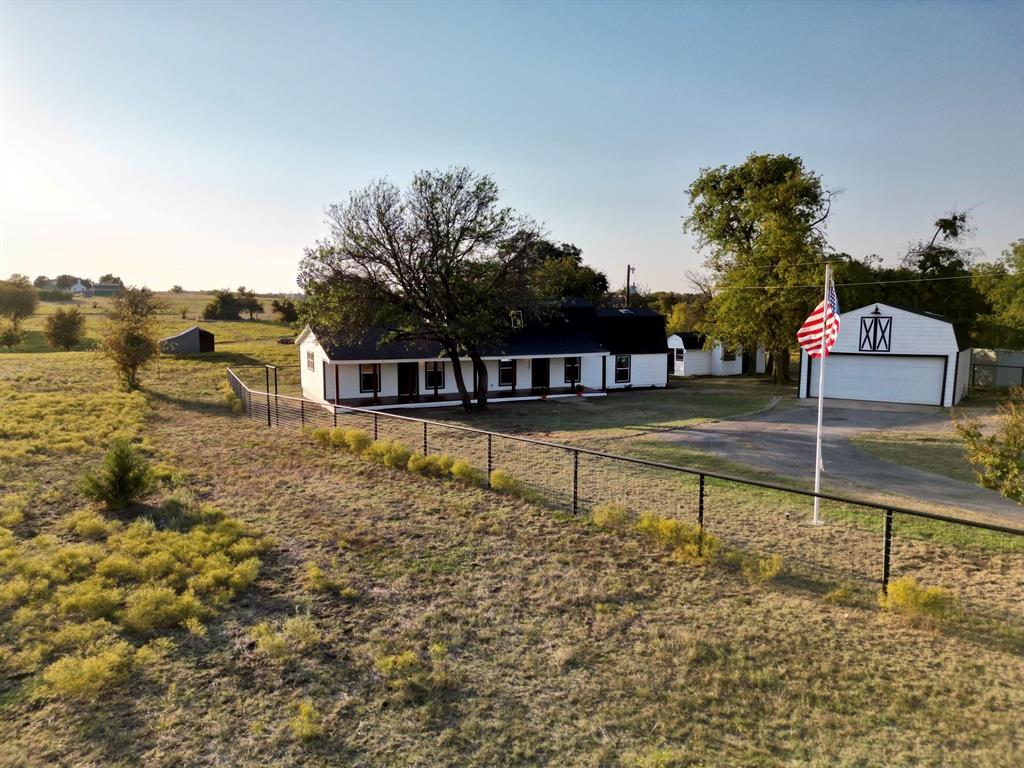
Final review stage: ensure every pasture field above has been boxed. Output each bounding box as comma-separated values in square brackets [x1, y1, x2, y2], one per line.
[1, 326, 1023, 767]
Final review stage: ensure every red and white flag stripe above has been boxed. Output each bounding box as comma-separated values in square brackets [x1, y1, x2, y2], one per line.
[797, 279, 840, 359]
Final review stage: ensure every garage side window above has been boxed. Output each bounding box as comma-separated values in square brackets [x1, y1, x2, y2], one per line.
[359, 364, 379, 393]
[306, 350, 315, 371]
[614, 354, 631, 383]
[721, 346, 736, 362]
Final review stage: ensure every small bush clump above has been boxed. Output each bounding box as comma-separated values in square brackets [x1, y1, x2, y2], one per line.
[0, 493, 27, 527]
[250, 615, 322, 663]
[80, 439, 155, 510]
[592, 503, 629, 529]
[635, 513, 719, 563]
[364, 440, 412, 469]
[221, 384, 243, 414]
[289, 699, 324, 740]
[407, 452, 454, 477]
[65, 509, 120, 540]
[489, 469, 521, 495]
[879, 576, 956, 620]
[450, 460, 485, 486]
[373, 642, 453, 703]
[41, 639, 134, 698]
[304, 560, 359, 599]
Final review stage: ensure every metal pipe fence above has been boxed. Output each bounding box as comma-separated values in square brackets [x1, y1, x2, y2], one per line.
[227, 367, 1024, 621]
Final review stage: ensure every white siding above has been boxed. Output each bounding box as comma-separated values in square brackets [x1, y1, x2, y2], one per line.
[709, 344, 743, 376]
[299, 336, 329, 402]
[955, 349, 971, 402]
[606, 353, 667, 389]
[797, 303, 962, 406]
[680, 350, 711, 376]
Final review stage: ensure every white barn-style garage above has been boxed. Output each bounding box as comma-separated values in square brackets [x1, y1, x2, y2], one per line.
[798, 303, 971, 407]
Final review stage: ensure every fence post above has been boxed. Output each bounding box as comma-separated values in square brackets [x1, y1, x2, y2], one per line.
[882, 509, 893, 594]
[423, 422, 428, 454]
[572, 449, 579, 514]
[373, 414, 379, 440]
[698, 473, 705, 554]
[265, 367, 271, 427]
[486, 433, 493, 486]
[332, 407, 337, 428]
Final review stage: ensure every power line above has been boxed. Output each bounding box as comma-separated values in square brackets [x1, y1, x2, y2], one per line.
[730, 273, 1008, 290]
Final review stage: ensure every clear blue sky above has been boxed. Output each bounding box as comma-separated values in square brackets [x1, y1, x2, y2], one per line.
[2, 0, 1022, 293]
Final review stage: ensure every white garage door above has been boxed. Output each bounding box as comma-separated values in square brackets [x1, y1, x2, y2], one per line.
[807, 354, 946, 406]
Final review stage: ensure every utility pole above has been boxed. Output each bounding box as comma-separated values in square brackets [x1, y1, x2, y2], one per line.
[625, 264, 635, 308]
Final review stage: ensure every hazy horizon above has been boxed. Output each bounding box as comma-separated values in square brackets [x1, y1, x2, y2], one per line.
[2, 1, 1022, 294]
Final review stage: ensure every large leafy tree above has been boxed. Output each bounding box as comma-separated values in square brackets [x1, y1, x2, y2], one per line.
[526, 240, 609, 305]
[299, 167, 542, 411]
[974, 240, 1024, 348]
[683, 153, 834, 382]
[0, 275, 39, 326]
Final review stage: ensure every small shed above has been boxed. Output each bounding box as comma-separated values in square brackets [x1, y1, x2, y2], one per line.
[160, 326, 215, 354]
[798, 303, 970, 407]
[668, 333, 762, 376]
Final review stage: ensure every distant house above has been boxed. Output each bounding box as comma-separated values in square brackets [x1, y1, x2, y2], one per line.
[296, 303, 669, 409]
[667, 333, 765, 377]
[69, 281, 88, 296]
[798, 302, 970, 407]
[159, 326, 215, 354]
[91, 282, 123, 297]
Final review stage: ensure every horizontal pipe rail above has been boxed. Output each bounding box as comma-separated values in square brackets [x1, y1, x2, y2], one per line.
[227, 367, 1024, 538]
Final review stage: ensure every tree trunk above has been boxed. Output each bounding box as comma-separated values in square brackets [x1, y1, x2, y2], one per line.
[771, 349, 792, 384]
[469, 351, 489, 410]
[446, 349, 473, 412]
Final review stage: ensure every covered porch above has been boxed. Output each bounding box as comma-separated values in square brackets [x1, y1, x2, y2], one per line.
[330, 385, 607, 410]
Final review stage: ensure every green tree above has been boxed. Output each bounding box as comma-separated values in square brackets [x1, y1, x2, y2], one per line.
[33, 275, 50, 288]
[98, 274, 124, 285]
[202, 290, 242, 320]
[236, 287, 264, 320]
[171, 284, 184, 293]
[955, 388, 1023, 504]
[0, 275, 39, 325]
[98, 287, 162, 390]
[271, 298, 300, 323]
[300, 166, 542, 411]
[973, 240, 1024, 348]
[683, 153, 835, 382]
[0, 322, 23, 351]
[54, 274, 80, 290]
[80, 438, 155, 510]
[43, 307, 86, 350]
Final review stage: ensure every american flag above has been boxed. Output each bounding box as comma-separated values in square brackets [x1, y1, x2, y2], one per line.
[797, 275, 840, 359]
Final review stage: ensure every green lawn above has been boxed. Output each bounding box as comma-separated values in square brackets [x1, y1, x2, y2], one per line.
[851, 431, 977, 485]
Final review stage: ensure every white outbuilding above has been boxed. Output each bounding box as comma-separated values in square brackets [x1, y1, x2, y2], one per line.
[798, 303, 971, 407]
[667, 333, 766, 377]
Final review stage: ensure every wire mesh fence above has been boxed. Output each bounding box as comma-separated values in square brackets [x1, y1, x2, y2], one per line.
[227, 366, 1024, 622]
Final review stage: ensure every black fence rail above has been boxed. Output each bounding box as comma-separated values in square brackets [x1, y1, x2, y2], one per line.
[971, 363, 1024, 390]
[227, 366, 1024, 622]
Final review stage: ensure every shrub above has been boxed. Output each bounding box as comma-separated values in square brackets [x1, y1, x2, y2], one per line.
[0, 322, 24, 351]
[329, 428, 350, 449]
[742, 553, 784, 584]
[56, 577, 123, 620]
[98, 287, 162, 390]
[365, 440, 412, 469]
[310, 428, 332, 447]
[343, 428, 372, 454]
[489, 469, 521, 495]
[43, 307, 86, 350]
[592, 502, 629, 529]
[221, 385, 243, 414]
[289, 699, 323, 740]
[635, 513, 719, 562]
[80, 439, 155, 510]
[955, 387, 1023, 503]
[250, 615, 321, 663]
[407, 452, 453, 478]
[450, 460, 485, 486]
[879, 576, 955, 620]
[42, 640, 134, 698]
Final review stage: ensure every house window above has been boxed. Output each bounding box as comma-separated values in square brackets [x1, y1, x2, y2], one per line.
[498, 359, 515, 387]
[306, 350, 315, 371]
[721, 347, 736, 362]
[359, 364, 379, 393]
[425, 361, 444, 390]
[564, 357, 581, 384]
[614, 355, 631, 383]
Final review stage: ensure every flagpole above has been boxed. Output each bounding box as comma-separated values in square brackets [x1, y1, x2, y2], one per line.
[812, 263, 831, 525]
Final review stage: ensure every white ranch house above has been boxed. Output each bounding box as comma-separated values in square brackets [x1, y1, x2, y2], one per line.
[798, 302, 970, 407]
[667, 333, 766, 377]
[297, 304, 669, 409]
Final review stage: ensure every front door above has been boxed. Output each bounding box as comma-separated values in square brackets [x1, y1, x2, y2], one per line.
[397, 362, 419, 401]
[531, 358, 550, 390]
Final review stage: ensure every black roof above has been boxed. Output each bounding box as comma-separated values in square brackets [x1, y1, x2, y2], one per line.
[315, 303, 667, 360]
[672, 332, 707, 350]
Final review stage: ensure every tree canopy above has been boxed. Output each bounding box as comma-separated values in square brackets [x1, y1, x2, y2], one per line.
[684, 153, 834, 382]
[99, 288, 163, 390]
[299, 167, 544, 410]
[0, 275, 39, 325]
[44, 307, 86, 351]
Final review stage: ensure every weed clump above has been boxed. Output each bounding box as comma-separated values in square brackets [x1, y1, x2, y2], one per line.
[119, 585, 204, 633]
[289, 699, 324, 740]
[636, 513, 719, 563]
[65, 509, 120, 540]
[343, 428, 372, 454]
[365, 440, 412, 469]
[80, 439, 155, 510]
[879, 576, 955, 620]
[450, 460, 485, 486]
[490, 469, 524, 495]
[592, 502, 629, 529]
[407, 452, 454, 478]
[373, 642, 453, 703]
[41, 640, 134, 698]
[250, 615, 322, 663]
[0, 494, 27, 527]
[304, 560, 359, 599]
[221, 384, 243, 414]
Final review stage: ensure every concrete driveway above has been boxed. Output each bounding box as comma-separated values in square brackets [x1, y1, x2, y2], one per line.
[662, 398, 1024, 524]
